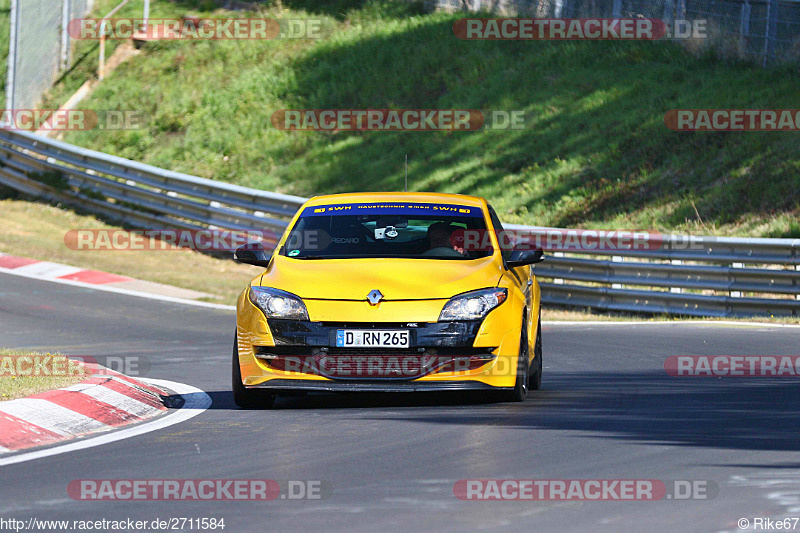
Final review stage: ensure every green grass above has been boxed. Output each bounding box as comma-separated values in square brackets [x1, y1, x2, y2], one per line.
[0, 349, 89, 401]
[0, 198, 261, 303]
[28, 0, 800, 237]
[39, 0, 199, 110]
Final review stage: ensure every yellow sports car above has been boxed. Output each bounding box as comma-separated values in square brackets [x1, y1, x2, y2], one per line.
[232, 192, 543, 408]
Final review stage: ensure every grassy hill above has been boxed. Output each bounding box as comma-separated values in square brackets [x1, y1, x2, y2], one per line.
[34, 0, 800, 237]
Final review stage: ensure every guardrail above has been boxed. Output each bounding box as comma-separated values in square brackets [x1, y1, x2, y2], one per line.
[1, 128, 798, 318]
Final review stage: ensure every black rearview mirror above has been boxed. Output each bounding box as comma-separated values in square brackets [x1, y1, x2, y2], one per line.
[505, 248, 544, 269]
[234, 242, 272, 268]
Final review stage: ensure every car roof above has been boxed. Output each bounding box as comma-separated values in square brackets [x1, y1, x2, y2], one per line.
[304, 192, 486, 208]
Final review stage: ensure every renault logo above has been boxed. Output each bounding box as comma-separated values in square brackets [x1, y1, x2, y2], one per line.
[367, 290, 383, 305]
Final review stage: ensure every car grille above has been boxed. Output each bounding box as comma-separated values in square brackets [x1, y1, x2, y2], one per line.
[254, 347, 496, 380]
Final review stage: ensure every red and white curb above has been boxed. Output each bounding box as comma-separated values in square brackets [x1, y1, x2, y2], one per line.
[0, 252, 234, 310]
[0, 253, 133, 285]
[0, 377, 209, 467]
[0, 362, 193, 461]
[0, 363, 167, 453]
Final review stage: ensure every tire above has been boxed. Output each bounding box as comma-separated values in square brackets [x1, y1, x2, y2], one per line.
[232, 335, 276, 409]
[528, 315, 543, 391]
[502, 319, 529, 402]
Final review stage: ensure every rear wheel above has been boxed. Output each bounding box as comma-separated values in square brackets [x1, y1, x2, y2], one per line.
[528, 315, 543, 391]
[232, 335, 276, 409]
[502, 320, 529, 402]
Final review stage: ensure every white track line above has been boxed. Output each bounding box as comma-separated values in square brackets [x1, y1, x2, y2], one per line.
[0, 266, 235, 310]
[0, 379, 211, 467]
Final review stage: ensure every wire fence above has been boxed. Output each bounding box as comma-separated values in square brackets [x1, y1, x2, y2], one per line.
[433, 0, 800, 65]
[4, 0, 94, 112]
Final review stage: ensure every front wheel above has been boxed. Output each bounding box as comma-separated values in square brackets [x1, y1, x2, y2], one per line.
[528, 315, 543, 391]
[232, 335, 276, 409]
[502, 320, 529, 402]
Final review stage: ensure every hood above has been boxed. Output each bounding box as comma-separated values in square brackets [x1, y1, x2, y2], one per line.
[258, 256, 503, 301]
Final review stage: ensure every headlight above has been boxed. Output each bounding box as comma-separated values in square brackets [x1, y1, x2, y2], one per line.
[439, 288, 507, 321]
[248, 286, 309, 320]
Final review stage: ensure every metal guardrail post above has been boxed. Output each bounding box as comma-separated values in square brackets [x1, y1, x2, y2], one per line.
[663, 0, 672, 30]
[739, 0, 751, 58]
[796, 264, 800, 301]
[4, 0, 20, 113]
[61, 0, 72, 71]
[730, 262, 744, 298]
[99, 24, 106, 80]
[552, 252, 565, 284]
[762, 0, 779, 66]
[98, 0, 131, 81]
[795, 244, 800, 301]
[670, 260, 683, 293]
[611, 255, 623, 289]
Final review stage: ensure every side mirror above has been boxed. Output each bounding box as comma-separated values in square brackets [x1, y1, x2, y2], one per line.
[234, 242, 272, 268]
[506, 248, 544, 269]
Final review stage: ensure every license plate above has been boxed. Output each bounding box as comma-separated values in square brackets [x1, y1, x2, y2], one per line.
[336, 329, 410, 348]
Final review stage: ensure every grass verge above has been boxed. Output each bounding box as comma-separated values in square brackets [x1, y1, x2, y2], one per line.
[0, 197, 261, 304]
[0, 349, 90, 401]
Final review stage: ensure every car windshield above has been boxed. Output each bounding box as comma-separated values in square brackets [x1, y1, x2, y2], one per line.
[281, 202, 493, 260]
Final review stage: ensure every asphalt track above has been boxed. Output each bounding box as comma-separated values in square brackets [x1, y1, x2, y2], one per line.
[1, 271, 799, 533]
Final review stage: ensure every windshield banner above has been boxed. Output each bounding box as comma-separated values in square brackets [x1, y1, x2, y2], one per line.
[300, 203, 483, 218]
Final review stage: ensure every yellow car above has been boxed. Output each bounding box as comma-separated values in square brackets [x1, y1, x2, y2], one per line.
[232, 192, 544, 408]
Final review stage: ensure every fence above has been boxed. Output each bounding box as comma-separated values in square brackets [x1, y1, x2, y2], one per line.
[0, 128, 798, 317]
[4, 0, 95, 112]
[434, 0, 800, 65]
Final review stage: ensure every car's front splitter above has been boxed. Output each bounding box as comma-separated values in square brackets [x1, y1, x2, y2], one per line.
[246, 379, 511, 393]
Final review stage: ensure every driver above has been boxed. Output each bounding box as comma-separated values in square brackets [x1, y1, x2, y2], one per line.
[422, 222, 466, 257]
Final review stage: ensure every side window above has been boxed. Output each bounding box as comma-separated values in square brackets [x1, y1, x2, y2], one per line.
[487, 205, 511, 262]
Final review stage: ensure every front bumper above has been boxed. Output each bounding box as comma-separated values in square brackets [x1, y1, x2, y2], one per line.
[236, 289, 526, 390]
[247, 379, 511, 393]
[256, 320, 496, 380]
